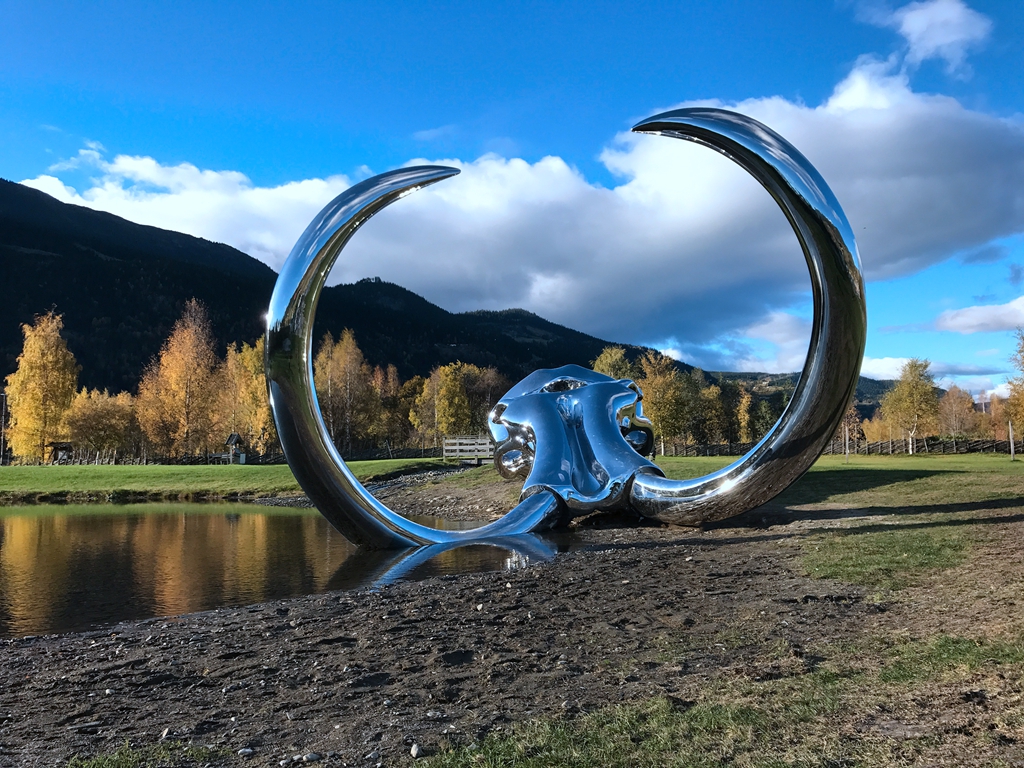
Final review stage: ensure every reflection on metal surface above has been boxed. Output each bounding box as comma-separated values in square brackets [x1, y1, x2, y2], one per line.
[267, 107, 865, 546]
[489, 365, 658, 519]
[325, 534, 561, 592]
[627, 107, 866, 525]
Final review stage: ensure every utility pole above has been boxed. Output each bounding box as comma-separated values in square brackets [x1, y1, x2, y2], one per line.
[1011, 421, 1016, 462]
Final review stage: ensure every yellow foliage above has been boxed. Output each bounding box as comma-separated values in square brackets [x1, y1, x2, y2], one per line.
[65, 389, 137, 453]
[4, 311, 79, 462]
[136, 300, 219, 457]
[215, 338, 276, 454]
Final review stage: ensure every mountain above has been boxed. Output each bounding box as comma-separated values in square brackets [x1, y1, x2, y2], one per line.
[0, 179, 647, 392]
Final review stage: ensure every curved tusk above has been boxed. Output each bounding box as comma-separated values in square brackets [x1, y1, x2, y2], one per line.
[265, 166, 564, 549]
[628, 108, 866, 525]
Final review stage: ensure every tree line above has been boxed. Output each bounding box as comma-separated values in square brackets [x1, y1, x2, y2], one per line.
[853, 336, 1024, 452]
[591, 346, 786, 453]
[6, 301, 1022, 465]
[0, 303, 512, 463]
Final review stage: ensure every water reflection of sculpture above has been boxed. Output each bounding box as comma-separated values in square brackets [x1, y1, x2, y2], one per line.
[266, 107, 866, 549]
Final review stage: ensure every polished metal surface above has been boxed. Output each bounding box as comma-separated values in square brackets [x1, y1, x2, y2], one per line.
[267, 107, 865, 547]
[265, 167, 563, 549]
[490, 365, 658, 515]
[627, 107, 866, 524]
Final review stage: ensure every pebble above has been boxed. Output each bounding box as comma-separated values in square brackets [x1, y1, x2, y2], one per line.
[475, 604, 483, 611]
[159, 727, 169, 740]
[238, 747, 254, 756]
[410, 743, 421, 758]
[303, 753, 321, 762]
[364, 749, 380, 760]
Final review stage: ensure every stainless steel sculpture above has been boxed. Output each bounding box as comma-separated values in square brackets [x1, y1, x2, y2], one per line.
[266, 107, 866, 548]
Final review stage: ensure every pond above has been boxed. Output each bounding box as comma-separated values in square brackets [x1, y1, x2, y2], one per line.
[0, 504, 572, 638]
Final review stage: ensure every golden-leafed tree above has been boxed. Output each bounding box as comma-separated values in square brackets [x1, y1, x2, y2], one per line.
[938, 385, 977, 438]
[736, 387, 753, 443]
[137, 299, 219, 457]
[410, 370, 441, 445]
[636, 350, 687, 454]
[313, 329, 378, 453]
[1007, 328, 1024, 430]
[592, 346, 637, 380]
[369, 364, 409, 447]
[880, 358, 938, 454]
[436, 363, 472, 436]
[215, 338, 277, 455]
[65, 389, 140, 455]
[4, 311, 79, 462]
[463, 364, 509, 433]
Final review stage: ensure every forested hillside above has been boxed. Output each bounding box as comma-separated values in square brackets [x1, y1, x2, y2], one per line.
[0, 179, 647, 392]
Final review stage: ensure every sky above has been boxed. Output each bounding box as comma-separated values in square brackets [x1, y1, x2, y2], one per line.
[3, 0, 1024, 394]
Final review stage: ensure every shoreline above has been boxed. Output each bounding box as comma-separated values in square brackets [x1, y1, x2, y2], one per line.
[1, 517, 872, 767]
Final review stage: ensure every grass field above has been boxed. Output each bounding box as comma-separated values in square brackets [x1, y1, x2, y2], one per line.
[0, 458, 445, 503]
[425, 452, 1024, 767]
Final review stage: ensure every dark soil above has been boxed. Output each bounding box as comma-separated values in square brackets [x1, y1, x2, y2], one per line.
[4, 468, 1024, 767]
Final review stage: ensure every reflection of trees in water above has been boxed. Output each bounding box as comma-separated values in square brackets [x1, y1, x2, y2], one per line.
[0, 509, 355, 637]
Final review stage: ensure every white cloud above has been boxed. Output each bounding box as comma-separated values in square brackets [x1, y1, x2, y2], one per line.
[861, 356, 910, 379]
[863, 0, 992, 74]
[18, 28, 1024, 372]
[936, 296, 1024, 334]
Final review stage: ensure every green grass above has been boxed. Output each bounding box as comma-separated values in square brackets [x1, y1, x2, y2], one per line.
[879, 634, 1024, 683]
[803, 526, 970, 590]
[0, 458, 446, 503]
[66, 741, 226, 768]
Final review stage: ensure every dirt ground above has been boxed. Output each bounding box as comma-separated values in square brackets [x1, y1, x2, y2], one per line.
[4, 468, 1024, 767]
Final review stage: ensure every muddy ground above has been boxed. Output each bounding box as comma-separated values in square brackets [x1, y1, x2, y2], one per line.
[3, 470, 1024, 767]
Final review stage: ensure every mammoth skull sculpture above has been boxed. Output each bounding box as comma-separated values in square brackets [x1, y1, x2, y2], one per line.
[265, 107, 866, 549]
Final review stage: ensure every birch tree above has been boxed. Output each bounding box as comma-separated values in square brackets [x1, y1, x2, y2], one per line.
[4, 311, 79, 461]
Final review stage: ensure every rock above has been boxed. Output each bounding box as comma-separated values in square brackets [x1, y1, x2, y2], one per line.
[159, 727, 169, 740]
[238, 747, 254, 756]
[410, 743, 421, 758]
[303, 753, 321, 762]
[364, 749, 380, 761]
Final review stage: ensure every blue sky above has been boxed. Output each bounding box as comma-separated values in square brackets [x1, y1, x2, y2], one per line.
[3, 0, 1024, 393]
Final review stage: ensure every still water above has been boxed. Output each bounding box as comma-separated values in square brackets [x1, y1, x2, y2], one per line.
[0, 504, 567, 638]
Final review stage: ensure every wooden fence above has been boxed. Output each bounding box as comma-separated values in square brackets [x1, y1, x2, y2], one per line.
[443, 435, 494, 462]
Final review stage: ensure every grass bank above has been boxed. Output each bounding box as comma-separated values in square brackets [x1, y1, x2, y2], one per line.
[0, 458, 446, 505]
[423, 452, 1024, 767]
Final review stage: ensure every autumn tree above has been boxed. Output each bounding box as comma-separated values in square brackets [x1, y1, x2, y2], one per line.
[736, 388, 753, 443]
[592, 346, 637, 380]
[463, 365, 509, 433]
[636, 351, 687, 453]
[4, 311, 79, 462]
[137, 299, 219, 457]
[880, 358, 938, 454]
[697, 384, 727, 445]
[410, 370, 441, 445]
[313, 329, 378, 453]
[752, 399, 777, 441]
[65, 389, 139, 456]
[937, 385, 976, 439]
[215, 338, 277, 455]
[369, 364, 410, 447]
[1007, 328, 1024, 430]
[436, 363, 472, 435]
